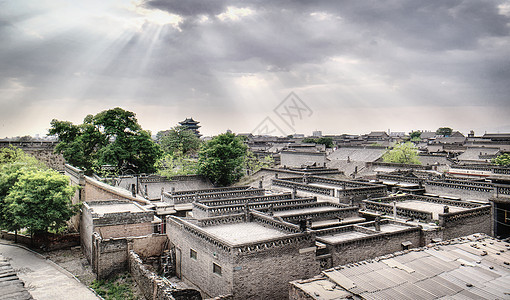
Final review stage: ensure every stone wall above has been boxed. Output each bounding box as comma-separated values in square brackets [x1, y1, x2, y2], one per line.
[326, 229, 421, 266]
[316, 222, 422, 267]
[129, 251, 202, 300]
[91, 233, 168, 280]
[424, 184, 491, 201]
[92, 233, 128, 279]
[0, 141, 65, 171]
[439, 208, 491, 240]
[421, 228, 444, 245]
[232, 238, 319, 300]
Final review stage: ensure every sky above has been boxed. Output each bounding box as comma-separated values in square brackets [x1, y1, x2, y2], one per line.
[1, 0, 510, 138]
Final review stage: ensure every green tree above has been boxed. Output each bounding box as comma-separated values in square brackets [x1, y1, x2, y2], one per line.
[435, 127, 453, 136]
[302, 137, 317, 144]
[158, 126, 201, 156]
[409, 131, 422, 141]
[245, 151, 274, 174]
[316, 137, 334, 148]
[382, 142, 421, 165]
[156, 154, 199, 177]
[301, 137, 334, 148]
[49, 107, 162, 175]
[198, 132, 247, 186]
[0, 147, 46, 231]
[492, 153, 510, 166]
[4, 169, 78, 234]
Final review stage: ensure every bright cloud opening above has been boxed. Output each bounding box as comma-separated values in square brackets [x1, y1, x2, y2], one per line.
[217, 7, 255, 22]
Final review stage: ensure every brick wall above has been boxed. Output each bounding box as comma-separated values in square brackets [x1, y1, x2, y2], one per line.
[97, 223, 153, 240]
[167, 220, 234, 298]
[92, 234, 128, 279]
[421, 228, 444, 245]
[326, 230, 421, 266]
[91, 234, 168, 280]
[81, 200, 155, 262]
[0, 142, 65, 171]
[131, 234, 168, 258]
[167, 216, 319, 300]
[425, 185, 491, 201]
[441, 213, 491, 240]
[129, 251, 201, 300]
[232, 239, 319, 300]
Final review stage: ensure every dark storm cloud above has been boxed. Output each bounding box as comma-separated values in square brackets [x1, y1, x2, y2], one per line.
[1, 0, 510, 137]
[143, 0, 510, 106]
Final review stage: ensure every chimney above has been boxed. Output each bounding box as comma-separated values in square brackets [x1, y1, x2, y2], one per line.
[374, 216, 381, 232]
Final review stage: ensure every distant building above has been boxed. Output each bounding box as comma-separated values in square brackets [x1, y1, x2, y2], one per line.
[312, 130, 322, 137]
[179, 117, 201, 137]
[365, 131, 390, 142]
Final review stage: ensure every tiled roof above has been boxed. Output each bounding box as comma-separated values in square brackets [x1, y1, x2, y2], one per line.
[420, 132, 436, 139]
[290, 234, 510, 299]
[328, 147, 386, 162]
[457, 147, 500, 162]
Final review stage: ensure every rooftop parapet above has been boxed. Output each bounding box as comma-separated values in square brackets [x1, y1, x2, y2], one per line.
[162, 187, 265, 205]
[166, 211, 314, 257]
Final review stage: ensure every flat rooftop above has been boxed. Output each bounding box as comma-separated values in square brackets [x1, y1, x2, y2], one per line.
[309, 182, 346, 190]
[273, 206, 340, 217]
[202, 222, 287, 245]
[312, 216, 366, 228]
[364, 223, 411, 233]
[90, 202, 145, 215]
[396, 200, 467, 219]
[319, 231, 369, 243]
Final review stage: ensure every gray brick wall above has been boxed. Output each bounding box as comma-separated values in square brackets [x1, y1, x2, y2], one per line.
[232, 241, 319, 300]
[327, 230, 421, 266]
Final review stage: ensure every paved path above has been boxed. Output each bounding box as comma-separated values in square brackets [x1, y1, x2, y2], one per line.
[0, 242, 100, 300]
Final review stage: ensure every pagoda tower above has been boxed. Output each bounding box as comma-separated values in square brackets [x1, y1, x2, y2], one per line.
[179, 117, 201, 137]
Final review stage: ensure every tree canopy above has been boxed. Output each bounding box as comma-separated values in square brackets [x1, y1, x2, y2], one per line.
[492, 153, 510, 166]
[302, 137, 334, 148]
[245, 151, 274, 174]
[382, 142, 421, 165]
[435, 127, 453, 136]
[49, 107, 162, 175]
[409, 131, 422, 141]
[158, 126, 201, 156]
[156, 154, 199, 177]
[198, 132, 247, 186]
[0, 147, 78, 234]
[4, 169, 78, 234]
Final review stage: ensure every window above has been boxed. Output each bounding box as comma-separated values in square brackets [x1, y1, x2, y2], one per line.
[190, 249, 197, 260]
[213, 263, 222, 276]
